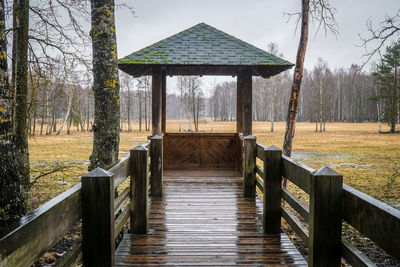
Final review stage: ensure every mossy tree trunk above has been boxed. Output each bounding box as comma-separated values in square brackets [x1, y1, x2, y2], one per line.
[0, 0, 25, 228]
[89, 0, 120, 170]
[14, 0, 30, 190]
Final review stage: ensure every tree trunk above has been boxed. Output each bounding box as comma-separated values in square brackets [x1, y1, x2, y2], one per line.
[139, 90, 142, 131]
[14, 0, 30, 190]
[270, 97, 274, 132]
[127, 88, 131, 132]
[144, 86, 148, 131]
[89, 0, 120, 170]
[319, 76, 323, 132]
[10, 0, 17, 125]
[282, 0, 309, 159]
[51, 104, 56, 133]
[391, 67, 397, 132]
[86, 92, 90, 131]
[67, 114, 72, 134]
[57, 87, 74, 135]
[0, 0, 26, 227]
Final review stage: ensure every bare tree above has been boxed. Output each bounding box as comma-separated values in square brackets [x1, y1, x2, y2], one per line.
[283, 0, 338, 161]
[359, 9, 400, 68]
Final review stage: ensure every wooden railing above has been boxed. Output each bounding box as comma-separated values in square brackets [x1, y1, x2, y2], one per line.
[0, 136, 162, 267]
[243, 137, 400, 267]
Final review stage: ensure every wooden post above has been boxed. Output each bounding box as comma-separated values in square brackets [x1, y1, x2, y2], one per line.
[161, 70, 166, 134]
[82, 168, 115, 267]
[309, 167, 343, 267]
[152, 66, 162, 135]
[236, 75, 243, 133]
[263, 145, 282, 234]
[150, 135, 163, 197]
[242, 69, 252, 136]
[130, 145, 149, 234]
[243, 136, 256, 197]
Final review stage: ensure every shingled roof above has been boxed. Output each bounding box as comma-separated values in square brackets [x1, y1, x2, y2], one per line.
[118, 23, 293, 77]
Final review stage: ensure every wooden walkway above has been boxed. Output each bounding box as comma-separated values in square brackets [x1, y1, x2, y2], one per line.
[115, 170, 307, 266]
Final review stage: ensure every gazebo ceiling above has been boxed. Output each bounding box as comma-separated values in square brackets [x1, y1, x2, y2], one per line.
[118, 23, 294, 78]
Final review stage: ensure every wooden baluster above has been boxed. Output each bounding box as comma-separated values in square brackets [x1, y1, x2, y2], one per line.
[82, 168, 115, 267]
[243, 136, 256, 197]
[130, 145, 149, 234]
[150, 135, 163, 197]
[309, 167, 343, 267]
[263, 145, 282, 234]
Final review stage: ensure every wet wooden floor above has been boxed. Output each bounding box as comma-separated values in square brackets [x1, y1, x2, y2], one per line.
[115, 170, 307, 266]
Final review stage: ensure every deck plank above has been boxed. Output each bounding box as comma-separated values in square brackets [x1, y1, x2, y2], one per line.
[115, 170, 307, 266]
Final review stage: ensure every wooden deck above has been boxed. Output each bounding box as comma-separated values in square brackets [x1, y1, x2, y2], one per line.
[115, 170, 307, 266]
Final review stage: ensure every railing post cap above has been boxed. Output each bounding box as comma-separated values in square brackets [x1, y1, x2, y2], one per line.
[313, 166, 342, 177]
[131, 144, 148, 152]
[83, 167, 113, 178]
[266, 145, 281, 151]
[244, 135, 256, 140]
[151, 135, 162, 140]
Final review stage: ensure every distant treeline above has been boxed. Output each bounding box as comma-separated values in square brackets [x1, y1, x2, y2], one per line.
[27, 59, 394, 135]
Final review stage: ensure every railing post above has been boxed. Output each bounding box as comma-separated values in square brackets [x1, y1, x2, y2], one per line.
[81, 168, 115, 267]
[130, 145, 149, 234]
[309, 167, 343, 267]
[150, 135, 163, 197]
[263, 145, 282, 234]
[243, 136, 256, 197]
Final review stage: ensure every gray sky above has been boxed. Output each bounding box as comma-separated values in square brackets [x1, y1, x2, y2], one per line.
[115, 0, 399, 93]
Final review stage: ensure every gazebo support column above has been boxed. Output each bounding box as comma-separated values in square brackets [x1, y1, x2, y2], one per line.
[242, 69, 252, 136]
[236, 75, 243, 133]
[161, 70, 166, 134]
[152, 66, 162, 135]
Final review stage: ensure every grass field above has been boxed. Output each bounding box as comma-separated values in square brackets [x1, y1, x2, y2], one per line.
[28, 120, 400, 211]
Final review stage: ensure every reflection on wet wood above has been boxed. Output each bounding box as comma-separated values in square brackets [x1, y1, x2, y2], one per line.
[115, 170, 306, 266]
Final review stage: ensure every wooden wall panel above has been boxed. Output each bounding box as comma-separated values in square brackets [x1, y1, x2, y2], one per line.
[202, 138, 235, 168]
[163, 133, 242, 170]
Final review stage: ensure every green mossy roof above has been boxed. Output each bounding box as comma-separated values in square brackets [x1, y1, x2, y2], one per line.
[119, 23, 293, 67]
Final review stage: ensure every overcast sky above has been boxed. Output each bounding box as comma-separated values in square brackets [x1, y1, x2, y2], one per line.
[115, 0, 399, 93]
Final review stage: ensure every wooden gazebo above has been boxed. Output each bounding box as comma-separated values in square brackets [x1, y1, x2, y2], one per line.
[119, 23, 293, 172]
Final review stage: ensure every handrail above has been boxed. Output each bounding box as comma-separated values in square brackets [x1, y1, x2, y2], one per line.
[0, 138, 160, 267]
[251, 142, 400, 266]
[0, 183, 81, 267]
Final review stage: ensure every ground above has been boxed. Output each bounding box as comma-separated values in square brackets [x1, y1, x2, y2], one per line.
[28, 120, 400, 266]
[29, 120, 400, 210]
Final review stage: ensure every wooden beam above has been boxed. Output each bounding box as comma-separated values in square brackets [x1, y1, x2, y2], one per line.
[243, 136, 256, 197]
[130, 145, 149, 234]
[161, 70, 166, 133]
[236, 75, 243, 133]
[263, 145, 282, 234]
[150, 135, 163, 197]
[241, 69, 252, 136]
[152, 66, 162, 135]
[309, 167, 343, 267]
[82, 168, 115, 267]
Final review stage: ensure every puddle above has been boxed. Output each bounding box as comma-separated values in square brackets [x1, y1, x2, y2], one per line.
[31, 160, 90, 166]
[57, 180, 71, 186]
[292, 152, 353, 161]
[291, 152, 374, 170]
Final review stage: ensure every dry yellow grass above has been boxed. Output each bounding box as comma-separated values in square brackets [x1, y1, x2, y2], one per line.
[28, 120, 400, 210]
